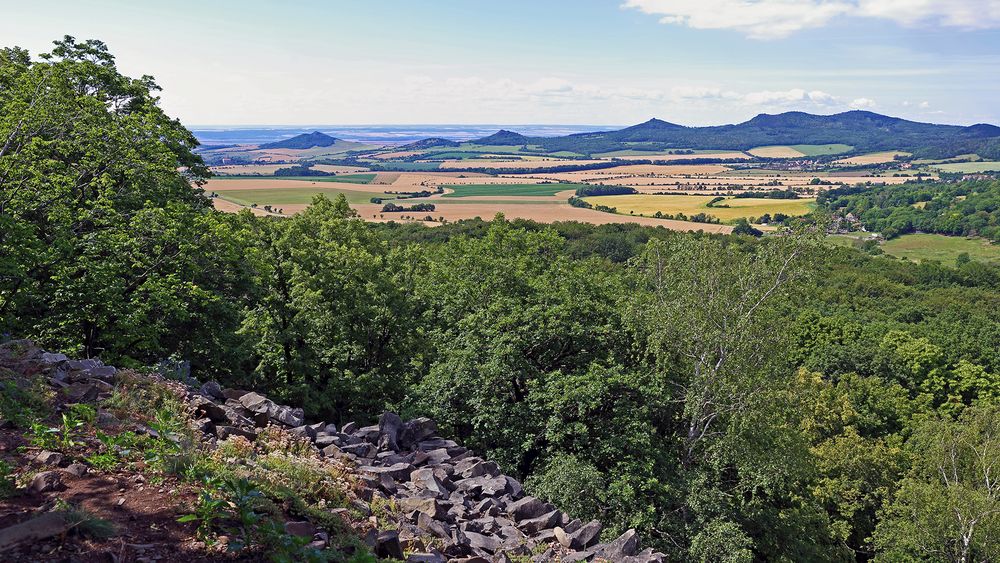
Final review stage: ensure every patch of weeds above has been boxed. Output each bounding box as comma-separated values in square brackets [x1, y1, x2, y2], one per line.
[55, 499, 117, 539]
[0, 377, 51, 428]
[0, 460, 17, 499]
[369, 495, 399, 530]
[29, 406, 92, 451]
[256, 426, 315, 457]
[100, 370, 187, 424]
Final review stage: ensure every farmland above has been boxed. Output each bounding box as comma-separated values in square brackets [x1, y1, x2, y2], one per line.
[831, 233, 1000, 264]
[928, 161, 1000, 173]
[442, 183, 582, 197]
[581, 194, 815, 222]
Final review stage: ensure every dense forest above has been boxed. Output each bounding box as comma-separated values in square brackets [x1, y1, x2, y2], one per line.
[5, 38, 1000, 562]
[819, 180, 1000, 240]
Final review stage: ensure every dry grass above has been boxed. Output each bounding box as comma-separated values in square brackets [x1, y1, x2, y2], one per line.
[203, 178, 382, 193]
[582, 194, 815, 223]
[834, 151, 911, 165]
[748, 146, 807, 158]
[437, 159, 607, 170]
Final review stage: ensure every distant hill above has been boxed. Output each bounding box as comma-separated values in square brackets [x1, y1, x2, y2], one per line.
[489, 112, 1000, 159]
[399, 137, 460, 150]
[260, 131, 339, 150]
[472, 129, 530, 146]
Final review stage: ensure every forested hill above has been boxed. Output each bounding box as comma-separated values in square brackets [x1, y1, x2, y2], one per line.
[260, 130, 339, 149]
[473, 111, 1000, 158]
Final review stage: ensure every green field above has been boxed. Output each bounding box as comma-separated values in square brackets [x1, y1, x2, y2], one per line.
[218, 173, 376, 184]
[790, 144, 854, 156]
[830, 233, 1000, 264]
[592, 149, 736, 158]
[927, 161, 1000, 173]
[216, 186, 386, 206]
[582, 194, 815, 223]
[442, 183, 586, 197]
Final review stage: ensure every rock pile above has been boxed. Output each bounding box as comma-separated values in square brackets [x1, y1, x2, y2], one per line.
[5, 341, 666, 562]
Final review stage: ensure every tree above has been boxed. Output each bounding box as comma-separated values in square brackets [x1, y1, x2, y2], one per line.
[875, 405, 1000, 562]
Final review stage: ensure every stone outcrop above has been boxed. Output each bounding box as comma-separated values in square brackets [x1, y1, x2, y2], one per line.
[1, 340, 666, 562]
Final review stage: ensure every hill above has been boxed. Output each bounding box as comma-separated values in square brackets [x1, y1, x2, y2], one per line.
[399, 137, 460, 150]
[260, 131, 339, 150]
[471, 129, 531, 146]
[501, 111, 1000, 159]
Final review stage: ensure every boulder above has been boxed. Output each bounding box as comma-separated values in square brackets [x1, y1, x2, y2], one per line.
[416, 511, 451, 538]
[62, 463, 88, 477]
[341, 421, 358, 434]
[464, 530, 500, 554]
[189, 395, 228, 422]
[507, 496, 548, 522]
[215, 425, 257, 441]
[40, 353, 68, 365]
[518, 509, 561, 535]
[360, 462, 414, 482]
[401, 417, 437, 448]
[406, 553, 446, 563]
[290, 424, 316, 440]
[594, 528, 639, 560]
[89, 365, 117, 379]
[400, 497, 448, 521]
[375, 530, 405, 560]
[34, 450, 64, 466]
[284, 521, 316, 537]
[457, 475, 507, 497]
[199, 381, 225, 400]
[410, 468, 451, 498]
[238, 392, 275, 415]
[273, 406, 304, 427]
[30, 471, 64, 494]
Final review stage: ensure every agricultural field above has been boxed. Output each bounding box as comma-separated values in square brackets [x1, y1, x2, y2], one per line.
[438, 159, 606, 170]
[928, 161, 1000, 173]
[748, 144, 853, 158]
[834, 151, 910, 165]
[581, 194, 815, 223]
[442, 183, 582, 197]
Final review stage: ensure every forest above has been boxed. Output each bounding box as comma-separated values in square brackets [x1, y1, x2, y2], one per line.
[819, 180, 1000, 240]
[4, 38, 1000, 562]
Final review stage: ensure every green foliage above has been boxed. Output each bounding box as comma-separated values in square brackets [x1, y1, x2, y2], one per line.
[0, 377, 49, 428]
[0, 460, 16, 498]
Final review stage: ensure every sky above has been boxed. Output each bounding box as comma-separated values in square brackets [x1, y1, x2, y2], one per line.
[3, 0, 1000, 127]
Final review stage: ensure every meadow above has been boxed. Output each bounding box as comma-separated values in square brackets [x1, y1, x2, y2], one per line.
[582, 194, 815, 222]
[929, 161, 1000, 173]
[838, 233, 1000, 264]
[215, 186, 387, 206]
[748, 144, 853, 158]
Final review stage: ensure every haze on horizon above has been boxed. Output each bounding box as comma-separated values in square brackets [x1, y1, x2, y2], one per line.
[4, 0, 1000, 127]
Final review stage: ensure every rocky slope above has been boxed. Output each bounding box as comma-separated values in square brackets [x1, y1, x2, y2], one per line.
[0, 340, 664, 562]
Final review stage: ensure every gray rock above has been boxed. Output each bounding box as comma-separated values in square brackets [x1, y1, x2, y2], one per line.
[417, 511, 451, 538]
[62, 463, 88, 477]
[568, 520, 602, 549]
[189, 395, 228, 422]
[89, 365, 117, 379]
[360, 462, 414, 481]
[290, 424, 316, 439]
[507, 496, 547, 521]
[30, 471, 64, 494]
[400, 497, 448, 520]
[64, 381, 98, 402]
[518, 509, 561, 535]
[504, 475, 524, 499]
[410, 468, 451, 498]
[379, 411, 404, 451]
[314, 434, 338, 447]
[406, 553, 446, 563]
[401, 417, 437, 448]
[34, 451, 63, 466]
[375, 530, 405, 560]
[199, 381, 225, 400]
[40, 352, 68, 365]
[355, 424, 381, 443]
[457, 475, 507, 497]
[341, 421, 357, 434]
[464, 530, 500, 554]
[341, 442, 376, 458]
[273, 406, 304, 427]
[594, 528, 639, 559]
[221, 388, 249, 400]
[621, 548, 667, 563]
[284, 521, 316, 537]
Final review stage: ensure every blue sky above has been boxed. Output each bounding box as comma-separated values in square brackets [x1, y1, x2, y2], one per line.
[3, 0, 999, 126]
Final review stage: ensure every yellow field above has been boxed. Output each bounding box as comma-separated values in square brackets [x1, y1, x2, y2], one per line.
[582, 195, 815, 223]
[438, 158, 607, 170]
[748, 146, 807, 158]
[834, 151, 910, 165]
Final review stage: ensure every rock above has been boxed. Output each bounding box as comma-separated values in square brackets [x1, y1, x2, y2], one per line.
[504, 475, 524, 498]
[214, 426, 256, 441]
[379, 412, 404, 451]
[284, 521, 315, 537]
[0, 511, 71, 550]
[400, 497, 448, 521]
[341, 421, 358, 434]
[273, 406, 304, 427]
[40, 352, 68, 365]
[290, 424, 316, 439]
[62, 463, 89, 477]
[221, 388, 249, 400]
[621, 548, 667, 563]
[314, 434, 338, 448]
[360, 462, 414, 482]
[375, 530, 405, 560]
[30, 471, 64, 494]
[340, 442, 376, 458]
[417, 511, 451, 538]
[189, 395, 228, 422]
[401, 417, 437, 448]
[507, 496, 548, 522]
[567, 520, 602, 549]
[594, 528, 639, 560]
[89, 365, 117, 379]
[518, 509, 561, 535]
[406, 553, 446, 563]
[199, 381, 225, 400]
[410, 468, 451, 498]
[457, 475, 507, 497]
[64, 381, 98, 402]
[238, 392, 275, 414]
[34, 451, 63, 466]
[464, 530, 500, 554]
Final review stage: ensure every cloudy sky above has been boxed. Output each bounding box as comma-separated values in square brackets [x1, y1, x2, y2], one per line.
[3, 0, 999, 126]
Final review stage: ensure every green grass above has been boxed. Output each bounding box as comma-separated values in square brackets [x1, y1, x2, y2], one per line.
[593, 149, 736, 158]
[215, 173, 376, 184]
[374, 162, 441, 171]
[927, 162, 1000, 173]
[442, 183, 586, 198]
[882, 234, 1000, 264]
[789, 144, 854, 156]
[216, 187, 386, 206]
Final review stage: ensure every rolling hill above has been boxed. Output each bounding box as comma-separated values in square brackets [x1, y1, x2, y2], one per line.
[261, 131, 340, 149]
[473, 111, 1000, 159]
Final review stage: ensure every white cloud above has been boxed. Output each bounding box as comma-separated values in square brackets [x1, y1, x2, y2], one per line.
[622, 0, 1000, 39]
[850, 97, 877, 109]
